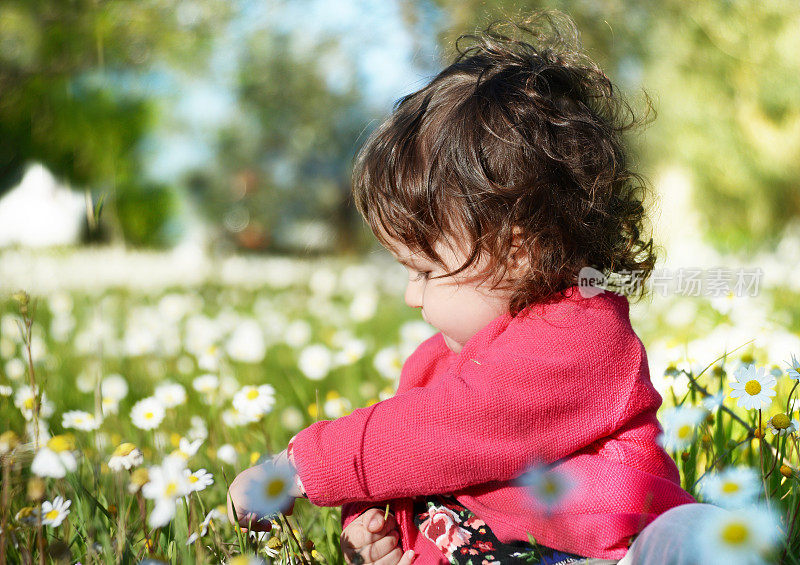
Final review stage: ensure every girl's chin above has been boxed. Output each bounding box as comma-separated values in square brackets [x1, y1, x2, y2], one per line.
[443, 335, 463, 353]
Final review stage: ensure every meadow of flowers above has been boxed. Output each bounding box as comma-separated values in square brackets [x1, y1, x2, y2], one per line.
[1, 249, 800, 564]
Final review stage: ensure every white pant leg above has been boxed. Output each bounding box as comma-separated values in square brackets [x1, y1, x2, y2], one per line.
[616, 503, 729, 565]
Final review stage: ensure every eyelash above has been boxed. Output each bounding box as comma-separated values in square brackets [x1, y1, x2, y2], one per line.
[412, 271, 430, 281]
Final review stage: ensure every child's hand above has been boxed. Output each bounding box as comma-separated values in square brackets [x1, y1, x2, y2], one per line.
[226, 450, 301, 531]
[340, 507, 415, 564]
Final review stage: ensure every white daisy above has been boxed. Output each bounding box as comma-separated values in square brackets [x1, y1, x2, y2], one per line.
[184, 468, 214, 492]
[284, 319, 311, 348]
[226, 320, 267, 364]
[399, 320, 437, 345]
[515, 461, 578, 512]
[41, 496, 71, 527]
[222, 407, 258, 427]
[197, 345, 220, 372]
[108, 443, 144, 471]
[729, 364, 776, 410]
[280, 406, 304, 432]
[766, 413, 797, 436]
[696, 503, 783, 564]
[216, 444, 238, 465]
[657, 406, 706, 452]
[372, 347, 404, 381]
[333, 338, 367, 367]
[101, 374, 129, 401]
[154, 382, 187, 408]
[101, 396, 120, 415]
[187, 416, 208, 441]
[232, 385, 276, 419]
[130, 397, 166, 430]
[61, 410, 101, 432]
[786, 353, 800, 380]
[298, 344, 333, 381]
[31, 435, 77, 479]
[349, 289, 378, 322]
[142, 455, 192, 528]
[697, 466, 762, 509]
[14, 385, 54, 421]
[323, 394, 352, 418]
[192, 374, 219, 397]
[0, 384, 12, 397]
[173, 438, 203, 461]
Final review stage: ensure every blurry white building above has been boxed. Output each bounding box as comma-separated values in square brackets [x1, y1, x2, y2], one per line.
[0, 163, 85, 248]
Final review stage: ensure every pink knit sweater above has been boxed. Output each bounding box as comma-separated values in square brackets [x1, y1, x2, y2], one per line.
[291, 286, 696, 562]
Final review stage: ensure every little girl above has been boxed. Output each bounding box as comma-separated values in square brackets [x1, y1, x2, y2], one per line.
[228, 11, 697, 564]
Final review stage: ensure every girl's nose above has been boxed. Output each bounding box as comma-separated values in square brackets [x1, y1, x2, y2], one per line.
[404, 280, 424, 309]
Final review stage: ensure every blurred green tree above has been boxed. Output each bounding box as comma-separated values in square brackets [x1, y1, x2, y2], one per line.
[426, 0, 800, 254]
[187, 32, 371, 255]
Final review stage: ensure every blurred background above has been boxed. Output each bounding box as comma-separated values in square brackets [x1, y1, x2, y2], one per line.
[1, 0, 800, 392]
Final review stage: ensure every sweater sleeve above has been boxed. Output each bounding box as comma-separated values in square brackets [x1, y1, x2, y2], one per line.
[290, 315, 640, 507]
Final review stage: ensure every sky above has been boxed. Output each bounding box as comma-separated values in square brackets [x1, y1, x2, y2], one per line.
[141, 0, 445, 184]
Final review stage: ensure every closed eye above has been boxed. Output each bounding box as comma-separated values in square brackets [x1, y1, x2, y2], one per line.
[412, 271, 430, 281]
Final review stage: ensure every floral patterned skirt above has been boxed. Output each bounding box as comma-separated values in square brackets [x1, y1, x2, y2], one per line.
[413, 494, 591, 564]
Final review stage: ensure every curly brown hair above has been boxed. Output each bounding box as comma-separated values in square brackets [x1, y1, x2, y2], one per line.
[351, 10, 659, 316]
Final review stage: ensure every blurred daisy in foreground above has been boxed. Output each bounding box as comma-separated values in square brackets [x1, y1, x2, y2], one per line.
[108, 443, 144, 472]
[15, 506, 40, 526]
[786, 353, 800, 380]
[62, 410, 101, 432]
[702, 391, 726, 412]
[695, 503, 783, 565]
[240, 460, 297, 523]
[697, 466, 761, 509]
[657, 406, 706, 452]
[766, 413, 797, 436]
[515, 461, 578, 514]
[101, 374, 129, 402]
[131, 397, 166, 430]
[729, 364, 776, 410]
[41, 496, 71, 527]
[31, 435, 77, 479]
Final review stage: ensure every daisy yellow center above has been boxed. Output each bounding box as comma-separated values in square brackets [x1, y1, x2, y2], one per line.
[165, 482, 177, 497]
[744, 380, 761, 395]
[392, 359, 402, 369]
[677, 424, 692, 439]
[24, 398, 34, 410]
[247, 389, 259, 400]
[542, 478, 558, 495]
[113, 443, 137, 457]
[45, 509, 59, 520]
[189, 475, 199, 483]
[145, 411, 154, 420]
[771, 413, 790, 429]
[720, 522, 748, 545]
[265, 478, 286, 497]
[721, 481, 740, 494]
[228, 557, 249, 565]
[47, 436, 73, 453]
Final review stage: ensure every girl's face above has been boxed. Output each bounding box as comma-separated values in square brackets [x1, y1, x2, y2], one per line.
[385, 232, 516, 354]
